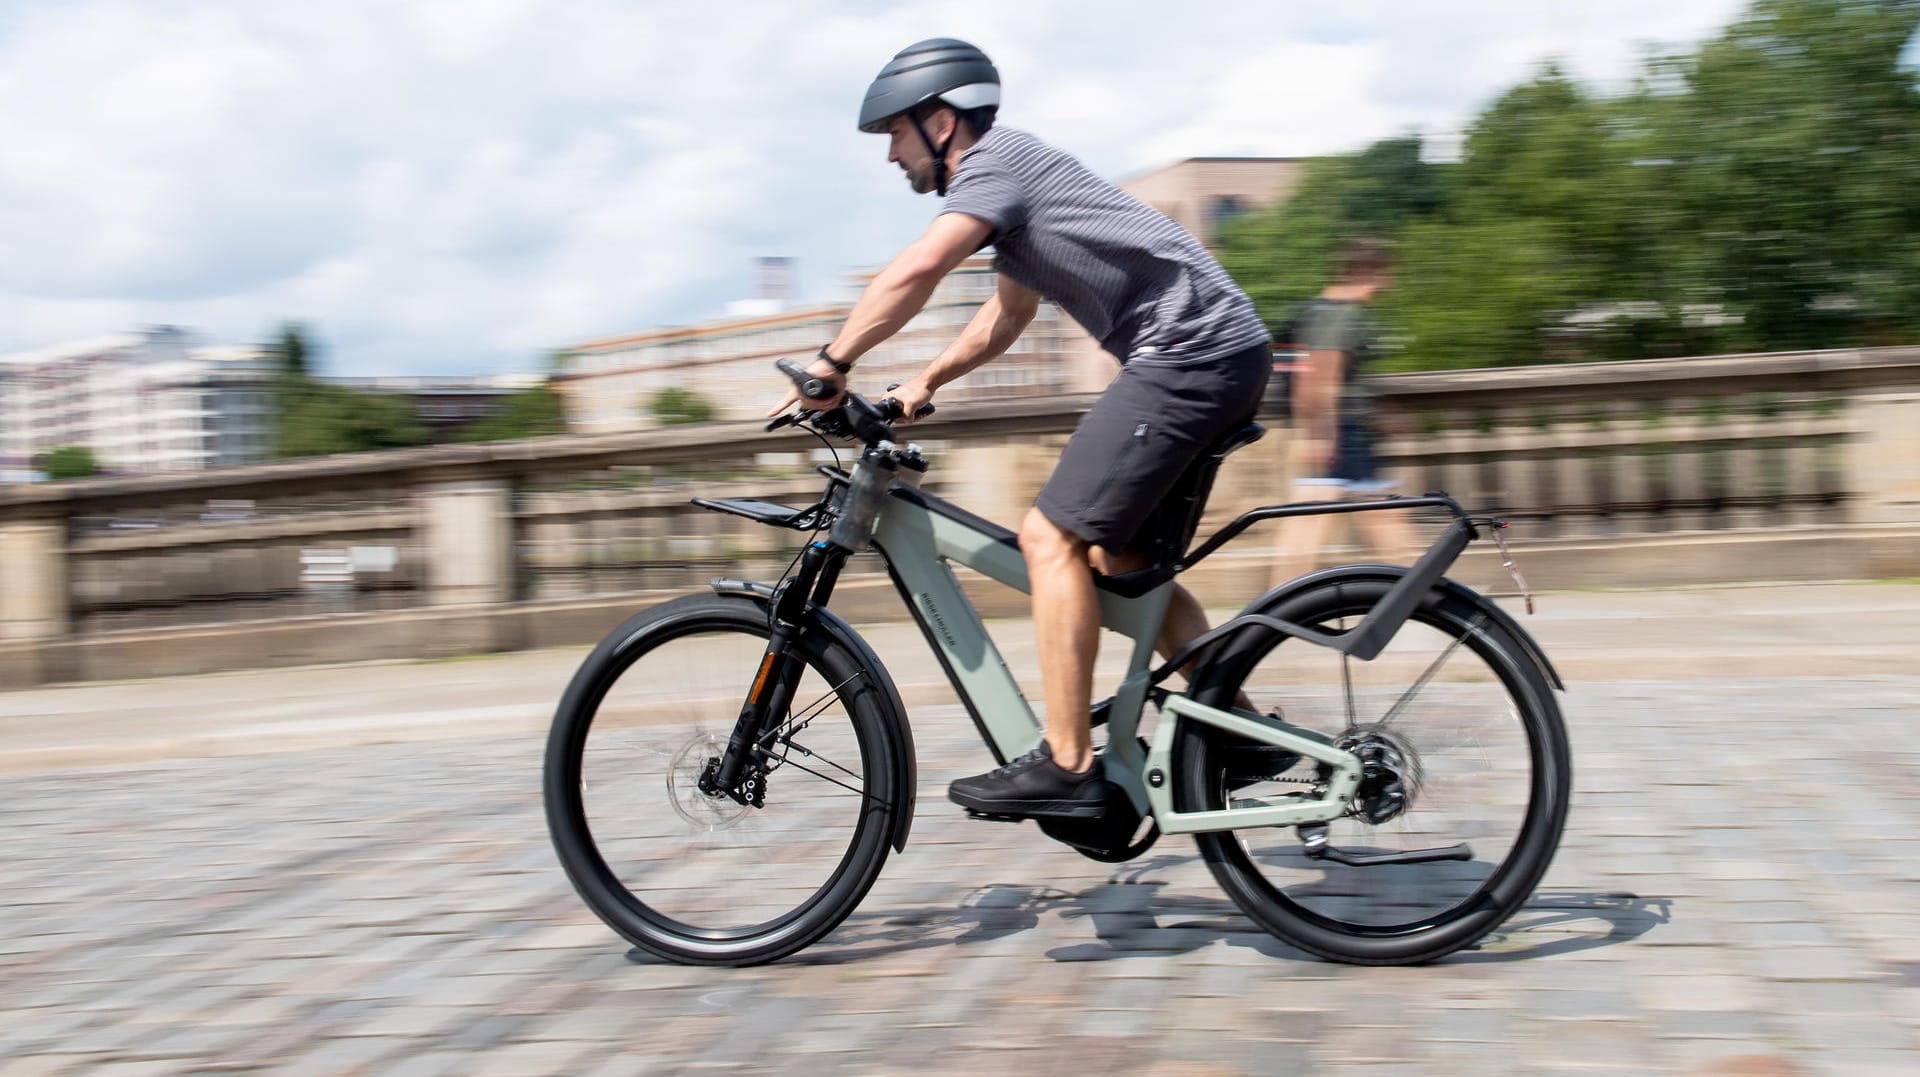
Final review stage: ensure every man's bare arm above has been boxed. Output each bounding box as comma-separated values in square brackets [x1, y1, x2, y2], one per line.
[766, 212, 993, 415]
[827, 212, 996, 363]
[882, 272, 1039, 420]
[921, 273, 1041, 391]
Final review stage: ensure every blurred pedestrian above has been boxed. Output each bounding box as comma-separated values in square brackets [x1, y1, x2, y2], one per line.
[1269, 237, 1415, 588]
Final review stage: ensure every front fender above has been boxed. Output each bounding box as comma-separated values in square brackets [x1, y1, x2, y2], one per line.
[709, 579, 918, 851]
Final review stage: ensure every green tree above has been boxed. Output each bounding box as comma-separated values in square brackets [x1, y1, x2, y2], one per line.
[463, 385, 568, 442]
[1220, 1, 1920, 369]
[275, 382, 427, 458]
[1340, 135, 1448, 234]
[43, 445, 98, 480]
[1218, 135, 1448, 335]
[1643, 0, 1920, 349]
[271, 322, 311, 379]
[1390, 219, 1598, 370]
[1391, 66, 1665, 366]
[646, 387, 716, 426]
[266, 324, 431, 458]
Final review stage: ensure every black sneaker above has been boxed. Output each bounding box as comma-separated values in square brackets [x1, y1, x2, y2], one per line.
[948, 742, 1107, 819]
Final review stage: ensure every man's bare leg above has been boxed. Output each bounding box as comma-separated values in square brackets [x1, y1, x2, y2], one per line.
[1090, 548, 1255, 709]
[1353, 504, 1416, 563]
[1268, 500, 1337, 590]
[1020, 508, 1100, 773]
[1019, 508, 1278, 781]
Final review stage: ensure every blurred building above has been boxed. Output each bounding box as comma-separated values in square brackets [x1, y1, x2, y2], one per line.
[324, 374, 546, 443]
[723, 256, 797, 321]
[0, 327, 277, 478]
[557, 259, 1085, 431]
[1122, 156, 1304, 246]
[556, 156, 1306, 431]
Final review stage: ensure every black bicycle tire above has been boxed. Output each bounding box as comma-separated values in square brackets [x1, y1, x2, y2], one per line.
[1176, 578, 1571, 965]
[543, 592, 901, 966]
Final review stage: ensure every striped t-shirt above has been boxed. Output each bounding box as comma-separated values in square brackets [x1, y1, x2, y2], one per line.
[941, 127, 1270, 366]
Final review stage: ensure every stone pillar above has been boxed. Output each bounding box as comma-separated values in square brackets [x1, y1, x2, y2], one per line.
[1843, 391, 1920, 526]
[0, 515, 68, 687]
[423, 479, 515, 606]
[942, 441, 1044, 532]
[0, 516, 68, 641]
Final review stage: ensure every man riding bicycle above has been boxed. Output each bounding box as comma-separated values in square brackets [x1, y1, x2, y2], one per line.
[767, 38, 1271, 820]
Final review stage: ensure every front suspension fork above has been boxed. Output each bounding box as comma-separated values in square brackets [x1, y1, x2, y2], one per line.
[709, 542, 846, 800]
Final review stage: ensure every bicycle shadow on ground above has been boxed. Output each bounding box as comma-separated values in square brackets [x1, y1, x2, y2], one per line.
[1443, 890, 1673, 963]
[762, 852, 1670, 967]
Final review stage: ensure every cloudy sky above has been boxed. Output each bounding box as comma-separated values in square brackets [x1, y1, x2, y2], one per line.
[0, 0, 1753, 376]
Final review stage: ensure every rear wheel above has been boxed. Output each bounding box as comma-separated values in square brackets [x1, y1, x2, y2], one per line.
[544, 593, 902, 966]
[1176, 577, 1570, 964]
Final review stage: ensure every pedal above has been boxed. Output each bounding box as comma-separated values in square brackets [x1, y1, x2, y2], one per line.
[963, 810, 1028, 824]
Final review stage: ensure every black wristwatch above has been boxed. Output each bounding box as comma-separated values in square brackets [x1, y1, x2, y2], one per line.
[817, 345, 852, 374]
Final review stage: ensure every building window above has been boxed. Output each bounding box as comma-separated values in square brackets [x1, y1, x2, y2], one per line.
[1208, 195, 1247, 240]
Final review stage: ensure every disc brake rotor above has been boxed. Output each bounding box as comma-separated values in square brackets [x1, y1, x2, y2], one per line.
[665, 732, 752, 828]
[1333, 723, 1424, 825]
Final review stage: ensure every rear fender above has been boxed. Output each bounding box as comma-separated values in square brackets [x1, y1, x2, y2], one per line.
[1208, 563, 1564, 693]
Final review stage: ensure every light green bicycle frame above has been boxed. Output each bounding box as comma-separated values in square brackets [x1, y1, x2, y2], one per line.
[869, 486, 1363, 834]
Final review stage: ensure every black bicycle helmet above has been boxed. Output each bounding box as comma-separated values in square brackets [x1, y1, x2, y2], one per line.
[858, 38, 1000, 195]
[858, 38, 1000, 133]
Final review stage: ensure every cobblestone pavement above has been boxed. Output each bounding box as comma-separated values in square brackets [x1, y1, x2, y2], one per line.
[4, 670, 1920, 1075]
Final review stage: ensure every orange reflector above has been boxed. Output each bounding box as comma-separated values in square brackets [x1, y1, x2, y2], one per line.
[749, 652, 778, 703]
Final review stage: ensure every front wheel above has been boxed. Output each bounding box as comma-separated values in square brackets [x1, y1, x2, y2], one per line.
[1177, 576, 1571, 965]
[544, 593, 903, 966]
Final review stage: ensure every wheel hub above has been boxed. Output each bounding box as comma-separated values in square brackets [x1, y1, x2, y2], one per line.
[1333, 723, 1422, 825]
[667, 732, 753, 828]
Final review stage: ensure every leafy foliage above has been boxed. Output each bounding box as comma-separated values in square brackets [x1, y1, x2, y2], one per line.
[43, 445, 98, 480]
[274, 379, 427, 458]
[462, 385, 568, 442]
[272, 322, 311, 378]
[268, 326, 429, 458]
[1220, 0, 1920, 369]
[646, 387, 717, 426]
[1218, 137, 1449, 336]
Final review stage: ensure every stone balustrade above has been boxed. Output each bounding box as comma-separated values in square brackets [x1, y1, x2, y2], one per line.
[3, 347, 1917, 686]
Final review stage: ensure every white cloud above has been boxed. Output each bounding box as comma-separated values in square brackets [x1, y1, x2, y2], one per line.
[0, 0, 1750, 375]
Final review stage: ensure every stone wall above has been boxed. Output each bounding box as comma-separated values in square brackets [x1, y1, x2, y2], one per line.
[4, 348, 1918, 687]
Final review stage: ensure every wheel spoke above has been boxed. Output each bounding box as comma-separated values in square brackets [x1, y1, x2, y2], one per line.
[754, 745, 880, 803]
[1377, 612, 1486, 730]
[758, 670, 863, 750]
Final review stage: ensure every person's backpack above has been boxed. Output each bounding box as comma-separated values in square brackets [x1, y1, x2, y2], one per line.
[1263, 300, 1319, 420]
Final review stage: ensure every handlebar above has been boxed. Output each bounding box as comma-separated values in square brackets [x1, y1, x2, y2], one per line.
[769, 358, 934, 444]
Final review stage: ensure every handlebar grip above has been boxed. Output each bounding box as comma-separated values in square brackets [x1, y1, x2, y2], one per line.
[776, 357, 836, 402]
[879, 385, 936, 421]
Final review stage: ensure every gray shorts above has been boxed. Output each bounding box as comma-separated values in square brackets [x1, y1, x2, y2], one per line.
[1036, 343, 1270, 553]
